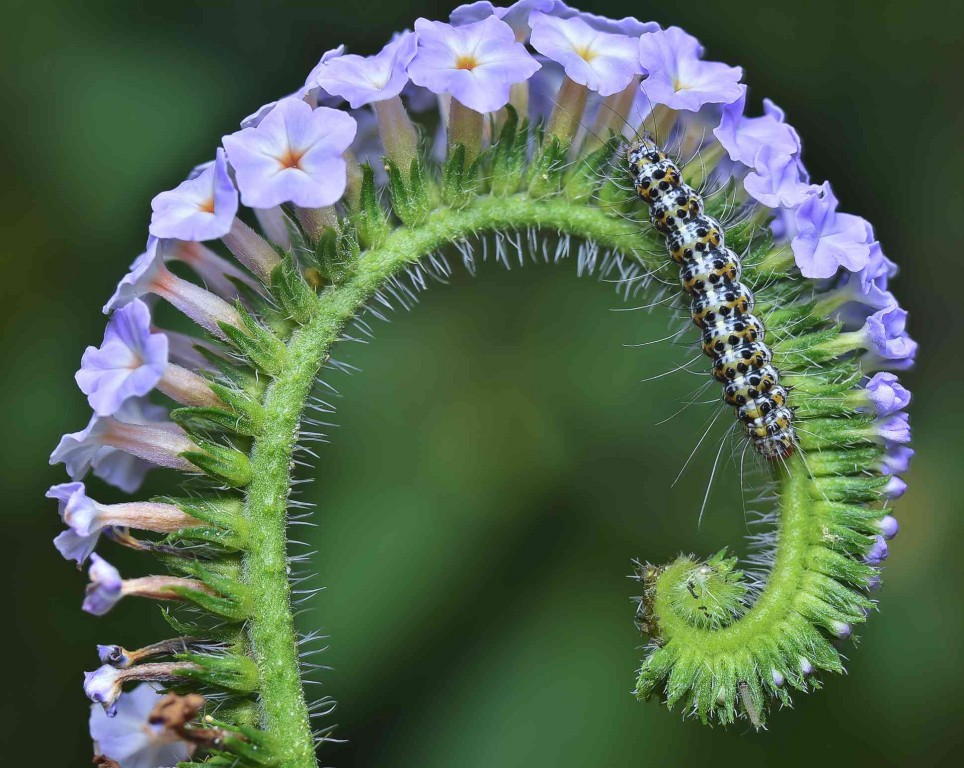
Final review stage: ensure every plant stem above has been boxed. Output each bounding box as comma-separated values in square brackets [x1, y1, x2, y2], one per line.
[243, 193, 663, 765]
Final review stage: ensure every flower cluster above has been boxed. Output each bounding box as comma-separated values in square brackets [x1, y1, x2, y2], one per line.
[45, 0, 915, 758]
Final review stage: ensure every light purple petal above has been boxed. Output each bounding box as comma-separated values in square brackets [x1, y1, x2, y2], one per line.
[790, 182, 873, 278]
[637, 27, 742, 112]
[882, 444, 914, 475]
[862, 304, 918, 369]
[408, 17, 541, 114]
[312, 32, 417, 109]
[864, 372, 911, 416]
[529, 12, 640, 96]
[714, 88, 800, 167]
[743, 146, 814, 209]
[451, 1, 559, 42]
[103, 237, 165, 314]
[223, 98, 356, 209]
[47, 482, 103, 563]
[76, 299, 169, 416]
[875, 411, 911, 445]
[882, 476, 907, 499]
[50, 414, 110, 480]
[83, 554, 123, 616]
[149, 148, 238, 241]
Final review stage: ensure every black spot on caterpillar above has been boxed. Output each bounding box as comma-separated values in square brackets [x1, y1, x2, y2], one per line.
[627, 139, 796, 460]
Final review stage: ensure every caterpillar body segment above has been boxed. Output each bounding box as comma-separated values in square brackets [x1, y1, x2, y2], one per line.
[627, 139, 796, 460]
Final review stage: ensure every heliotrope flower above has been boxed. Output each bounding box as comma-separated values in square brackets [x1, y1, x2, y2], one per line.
[528, 12, 640, 97]
[149, 148, 238, 241]
[408, 16, 541, 114]
[790, 182, 874, 279]
[83, 554, 207, 616]
[312, 32, 417, 109]
[742, 146, 813, 209]
[860, 304, 918, 370]
[76, 298, 220, 417]
[104, 237, 243, 335]
[223, 97, 357, 209]
[76, 300, 169, 417]
[864, 372, 912, 416]
[310, 32, 420, 167]
[47, 481, 198, 564]
[90, 683, 192, 768]
[636, 26, 743, 112]
[49, 399, 198, 491]
[714, 88, 800, 167]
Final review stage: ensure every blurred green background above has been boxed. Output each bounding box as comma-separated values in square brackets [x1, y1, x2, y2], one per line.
[1, 1, 961, 765]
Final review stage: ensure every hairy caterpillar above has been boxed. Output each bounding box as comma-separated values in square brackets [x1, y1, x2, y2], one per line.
[627, 138, 796, 460]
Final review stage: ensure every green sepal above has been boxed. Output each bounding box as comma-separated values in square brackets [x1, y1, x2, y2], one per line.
[311, 225, 360, 285]
[564, 135, 620, 204]
[385, 156, 430, 226]
[805, 545, 877, 589]
[441, 143, 485, 208]
[796, 415, 876, 451]
[170, 561, 252, 621]
[774, 325, 845, 366]
[352, 163, 391, 248]
[170, 385, 264, 438]
[197, 348, 265, 397]
[182, 439, 252, 488]
[197, 717, 281, 766]
[489, 106, 528, 197]
[806, 446, 883, 476]
[526, 135, 567, 198]
[219, 307, 287, 376]
[152, 495, 249, 551]
[810, 473, 891, 503]
[269, 255, 317, 324]
[159, 607, 239, 642]
[175, 651, 260, 694]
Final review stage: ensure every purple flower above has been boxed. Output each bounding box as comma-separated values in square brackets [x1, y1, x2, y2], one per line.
[883, 476, 907, 499]
[862, 305, 918, 369]
[528, 55, 566, 122]
[222, 97, 357, 209]
[864, 535, 889, 565]
[47, 482, 101, 564]
[104, 239, 166, 314]
[90, 683, 191, 768]
[790, 182, 874, 278]
[451, 2, 659, 42]
[637, 27, 743, 112]
[743, 146, 813, 208]
[713, 88, 800, 167]
[408, 17, 541, 113]
[84, 554, 124, 616]
[84, 665, 125, 717]
[50, 397, 188, 494]
[882, 445, 914, 475]
[528, 12, 640, 97]
[875, 411, 910, 445]
[864, 372, 911, 416]
[451, 1, 558, 42]
[98, 645, 132, 668]
[556, 7, 659, 38]
[311, 32, 417, 109]
[76, 299, 169, 417]
[149, 148, 238, 241]
[878, 515, 899, 540]
[832, 621, 852, 640]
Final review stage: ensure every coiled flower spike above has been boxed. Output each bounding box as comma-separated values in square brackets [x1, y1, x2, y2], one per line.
[46, 2, 915, 764]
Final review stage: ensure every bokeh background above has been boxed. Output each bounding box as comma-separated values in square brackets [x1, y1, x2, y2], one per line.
[2, 1, 961, 765]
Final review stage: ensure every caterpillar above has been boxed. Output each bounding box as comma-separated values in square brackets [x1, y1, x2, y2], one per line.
[627, 139, 796, 460]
